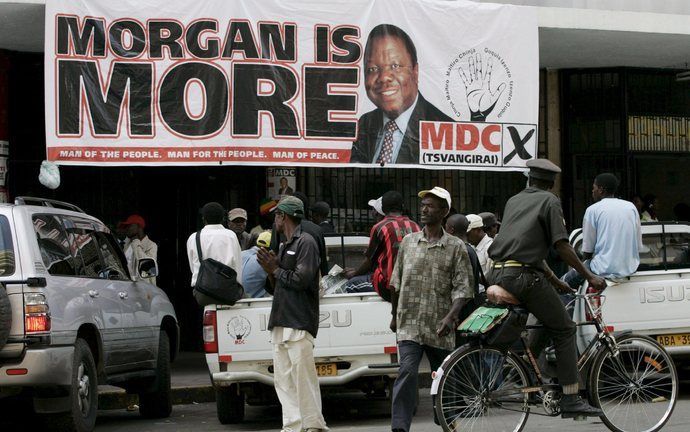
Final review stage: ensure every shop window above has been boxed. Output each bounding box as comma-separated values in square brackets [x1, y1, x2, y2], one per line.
[33, 214, 77, 276]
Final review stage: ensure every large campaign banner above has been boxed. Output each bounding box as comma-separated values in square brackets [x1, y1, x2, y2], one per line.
[45, 0, 538, 170]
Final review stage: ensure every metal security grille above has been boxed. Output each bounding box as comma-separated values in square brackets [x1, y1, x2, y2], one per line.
[561, 68, 627, 224]
[568, 154, 631, 228]
[301, 167, 525, 232]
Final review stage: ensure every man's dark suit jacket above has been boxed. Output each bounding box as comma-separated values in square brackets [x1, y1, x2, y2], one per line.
[349, 93, 453, 164]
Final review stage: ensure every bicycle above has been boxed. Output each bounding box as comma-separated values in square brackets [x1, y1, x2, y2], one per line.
[430, 289, 678, 432]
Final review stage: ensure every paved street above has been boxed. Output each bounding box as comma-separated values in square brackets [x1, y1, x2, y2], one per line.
[2, 385, 689, 431]
[2, 351, 689, 432]
[83, 386, 690, 432]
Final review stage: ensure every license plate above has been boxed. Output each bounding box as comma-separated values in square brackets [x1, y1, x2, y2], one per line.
[315, 363, 337, 377]
[656, 333, 690, 346]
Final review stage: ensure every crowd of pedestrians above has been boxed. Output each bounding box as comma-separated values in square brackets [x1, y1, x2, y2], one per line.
[110, 156, 659, 432]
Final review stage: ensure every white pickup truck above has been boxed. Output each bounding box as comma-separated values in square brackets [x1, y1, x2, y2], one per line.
[572, 221, 690, 374]
[203, 235, 403, 424]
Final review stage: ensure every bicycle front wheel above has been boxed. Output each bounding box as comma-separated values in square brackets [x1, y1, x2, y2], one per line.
[590, 334, 678, 432]
[435, 346, 531, 432]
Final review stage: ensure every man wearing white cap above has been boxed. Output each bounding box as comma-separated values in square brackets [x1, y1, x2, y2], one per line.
[466, 213, 493, 275]
[344, 191, 419, 300]
[368, 196, 385, 225]
[389, 186, 473, 432]
[228, 208, 253, 250]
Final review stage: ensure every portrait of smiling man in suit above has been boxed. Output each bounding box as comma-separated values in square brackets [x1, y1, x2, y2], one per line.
[350, 24, 453, 165]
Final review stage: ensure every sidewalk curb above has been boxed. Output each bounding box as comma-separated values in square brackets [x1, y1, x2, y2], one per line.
[98, 385, 215, 410]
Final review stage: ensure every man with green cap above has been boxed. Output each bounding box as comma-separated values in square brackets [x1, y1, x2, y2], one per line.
[488, 158, 606, 418]
[257, 195, 327, 432]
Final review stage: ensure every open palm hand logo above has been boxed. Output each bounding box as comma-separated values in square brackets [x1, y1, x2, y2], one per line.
[228, 316, 252, 344]
[458, 53, 506, 121]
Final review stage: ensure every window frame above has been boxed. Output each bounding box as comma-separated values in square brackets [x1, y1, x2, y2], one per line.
[32, 213, 81, 278]
[33, 213, 131, 280]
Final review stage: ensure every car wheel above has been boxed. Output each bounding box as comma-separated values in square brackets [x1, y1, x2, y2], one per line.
[53, 339, 98, 432]
[216, 384, 245, 424]
[138, 331, 172, 418]
[0, 286, 11, 350]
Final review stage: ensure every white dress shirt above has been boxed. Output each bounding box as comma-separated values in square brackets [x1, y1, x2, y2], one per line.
[372, 94, 419, 163]
[474, 233, 494, 275]
[186, 224, 243, 286]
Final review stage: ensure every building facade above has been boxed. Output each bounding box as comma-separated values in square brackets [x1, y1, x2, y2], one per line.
[0, 0, 689, 347]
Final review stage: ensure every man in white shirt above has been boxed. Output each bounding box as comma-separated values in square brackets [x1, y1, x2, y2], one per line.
[467, 213, 493, 275]
[562, 173, 642, 289]
[187, 202, 243, 299]
[121, 214, 158, 285]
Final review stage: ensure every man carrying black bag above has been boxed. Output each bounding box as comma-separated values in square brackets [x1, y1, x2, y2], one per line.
[257, 196, 328, 432]
[187, 202, 243, 306]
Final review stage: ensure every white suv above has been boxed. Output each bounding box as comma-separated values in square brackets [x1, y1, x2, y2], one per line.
[0, 197, 179, 432]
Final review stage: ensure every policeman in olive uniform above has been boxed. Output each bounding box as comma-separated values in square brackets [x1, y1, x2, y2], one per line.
[487, 158, 606, 418]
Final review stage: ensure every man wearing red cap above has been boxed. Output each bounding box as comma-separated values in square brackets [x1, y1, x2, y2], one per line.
[120, 214, 158, 285]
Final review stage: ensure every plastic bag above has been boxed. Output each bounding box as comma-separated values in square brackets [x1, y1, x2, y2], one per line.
[38, 160, 60, 190]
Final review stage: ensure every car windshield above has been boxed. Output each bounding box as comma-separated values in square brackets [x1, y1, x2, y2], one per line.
[0, 214, 15, 276]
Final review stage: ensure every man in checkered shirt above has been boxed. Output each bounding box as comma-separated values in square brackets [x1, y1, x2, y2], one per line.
[389, 187, 474, 432]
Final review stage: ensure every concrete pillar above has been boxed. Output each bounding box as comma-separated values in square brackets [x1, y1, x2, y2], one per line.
[546, 69, 562, 196]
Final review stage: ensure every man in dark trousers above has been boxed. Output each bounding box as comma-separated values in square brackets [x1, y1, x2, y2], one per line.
[487, 158, 606, 418]
[389, 187, 473, 432]
[257, 196, 327, 432]
[350, 24, 453, 164]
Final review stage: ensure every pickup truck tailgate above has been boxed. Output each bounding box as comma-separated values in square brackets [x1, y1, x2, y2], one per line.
[216, 293, 395, 362]
[602, 271, 690, 335]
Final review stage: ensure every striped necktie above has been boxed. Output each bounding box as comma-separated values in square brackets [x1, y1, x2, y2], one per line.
[377, 120, 399, 164]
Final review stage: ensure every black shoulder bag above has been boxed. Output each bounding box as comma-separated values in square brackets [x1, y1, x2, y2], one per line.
[192, 231, 244, 306]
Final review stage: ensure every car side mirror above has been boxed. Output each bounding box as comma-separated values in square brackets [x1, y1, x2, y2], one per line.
[137, 258, 158, 279]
